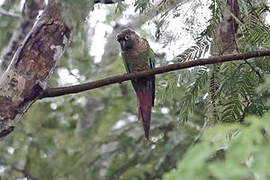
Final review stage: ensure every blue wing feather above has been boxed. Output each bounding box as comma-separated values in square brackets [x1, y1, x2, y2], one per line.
[148, 49, 155, 106]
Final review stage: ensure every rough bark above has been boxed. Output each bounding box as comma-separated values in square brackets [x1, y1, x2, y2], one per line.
[1, 0, 46, 72]
[0, 1, 71, 138]
[216, 0, 239, 54]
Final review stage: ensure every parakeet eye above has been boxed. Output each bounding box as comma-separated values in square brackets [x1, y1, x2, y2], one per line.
[125, 35, 130, 40]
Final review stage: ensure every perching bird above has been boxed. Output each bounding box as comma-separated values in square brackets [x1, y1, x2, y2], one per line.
[117, 28, 155, 142]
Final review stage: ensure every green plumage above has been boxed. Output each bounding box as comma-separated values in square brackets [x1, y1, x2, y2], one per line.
[117, 29, 155, 141]
[122, 41, 155, 73]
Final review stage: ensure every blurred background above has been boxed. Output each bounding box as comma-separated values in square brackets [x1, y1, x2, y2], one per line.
[0, 0, 270, 179]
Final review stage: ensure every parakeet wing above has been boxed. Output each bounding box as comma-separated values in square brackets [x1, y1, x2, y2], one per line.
[148, 48, 155, 69]
[148, 48, 155, 106]
[122, 54, 131, 73]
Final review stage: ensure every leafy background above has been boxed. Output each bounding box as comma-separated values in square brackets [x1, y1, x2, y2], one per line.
[0, 0, 270, 179]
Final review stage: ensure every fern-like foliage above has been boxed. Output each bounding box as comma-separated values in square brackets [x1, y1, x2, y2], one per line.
[178, 67, 209, 122]
[175, 35, 211, 63]
[134, 0, 150, 13]
[158, 0, 269, 126]
[164, 110, 270, 180]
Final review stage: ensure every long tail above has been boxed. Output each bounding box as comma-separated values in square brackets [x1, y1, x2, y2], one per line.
[133, 76, 155, 141]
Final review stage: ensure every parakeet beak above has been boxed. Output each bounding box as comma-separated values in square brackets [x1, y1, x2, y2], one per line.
[119, 40, 126, 49]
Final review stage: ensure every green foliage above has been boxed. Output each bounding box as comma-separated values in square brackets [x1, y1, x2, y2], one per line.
[176, 35, 211, 62]
[0, 13, 18, 52]
[164, 110, 270, 180]
[114, 0, 125, 13]
[177, 67, 209, 122]
[1, 0, 270, 179]
[217, 61, 265, 122]
[166, 0, 270, 125]
[134, 0, 150, 13]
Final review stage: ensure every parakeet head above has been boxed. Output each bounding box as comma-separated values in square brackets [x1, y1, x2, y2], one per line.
[117, 28, 138, 51]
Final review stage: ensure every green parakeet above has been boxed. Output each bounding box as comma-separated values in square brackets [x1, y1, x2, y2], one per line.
[117, 28, 155, 142]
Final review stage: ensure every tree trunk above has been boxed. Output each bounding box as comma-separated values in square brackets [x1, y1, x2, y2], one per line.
[0, 1, 71, 137]
[1, 0, 46, 72]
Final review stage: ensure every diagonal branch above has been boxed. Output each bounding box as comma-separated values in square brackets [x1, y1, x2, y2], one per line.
[39, 50, 270, 99]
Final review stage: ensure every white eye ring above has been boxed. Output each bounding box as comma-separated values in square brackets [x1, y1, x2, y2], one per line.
[125, 35, 130, 40]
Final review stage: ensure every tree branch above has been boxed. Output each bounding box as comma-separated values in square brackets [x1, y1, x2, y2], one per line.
[39, 50, 270, 99]
[0, 7, 21, 19]
[0, 0, 117, 138]
[0, 1, 72, 138]
[94, 0, 117, 4]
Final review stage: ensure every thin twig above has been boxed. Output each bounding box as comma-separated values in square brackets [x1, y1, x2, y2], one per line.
[0, 8, 21, 19]
[39, 50, 270, 99]
[244, 60, 264, 82]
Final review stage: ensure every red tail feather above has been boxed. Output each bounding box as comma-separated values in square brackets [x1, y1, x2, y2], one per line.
[136, 86, 153, 141]
[132, 76, 155, 142]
